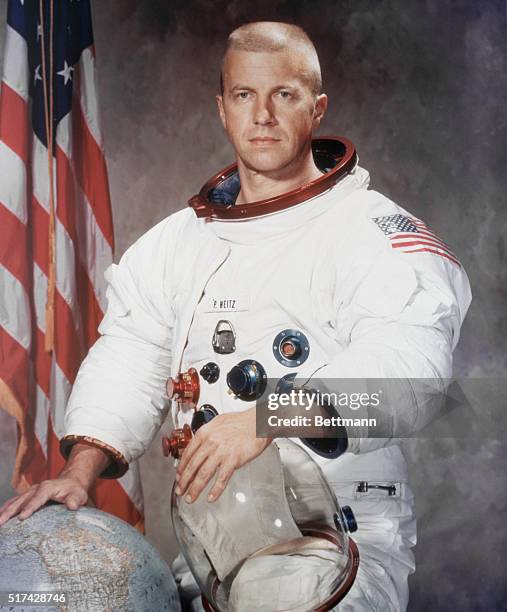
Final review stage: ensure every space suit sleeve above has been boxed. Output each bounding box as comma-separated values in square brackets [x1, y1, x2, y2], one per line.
[60, 222, 175, 478]
[303, 210, 472, 456]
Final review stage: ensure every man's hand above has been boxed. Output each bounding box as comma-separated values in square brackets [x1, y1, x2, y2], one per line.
[175, 407, 271, 504]
[0, 476, 89, 526]
[0, 443, 110, 526]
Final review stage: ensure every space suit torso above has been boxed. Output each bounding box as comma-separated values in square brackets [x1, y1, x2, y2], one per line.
[177, 168, 410, 486]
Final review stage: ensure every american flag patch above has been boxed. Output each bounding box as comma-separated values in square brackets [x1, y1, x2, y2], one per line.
[372, 214, 461, 267]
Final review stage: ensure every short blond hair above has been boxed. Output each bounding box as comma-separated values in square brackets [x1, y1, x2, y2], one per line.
[221, 22, 322, 96]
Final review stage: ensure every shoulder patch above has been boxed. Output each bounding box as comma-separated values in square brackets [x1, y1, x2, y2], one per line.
[371, 214, 461, 267]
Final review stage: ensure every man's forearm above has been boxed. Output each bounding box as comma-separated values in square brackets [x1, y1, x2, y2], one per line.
[59, 443, 111, 490]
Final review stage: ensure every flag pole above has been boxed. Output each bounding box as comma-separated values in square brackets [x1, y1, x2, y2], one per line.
[39, 0, 56, 353]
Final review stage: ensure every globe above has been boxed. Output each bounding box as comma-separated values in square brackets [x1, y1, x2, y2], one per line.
[0, 504, 181, 612]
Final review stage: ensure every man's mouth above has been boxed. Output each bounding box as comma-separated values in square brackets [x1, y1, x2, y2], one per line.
[249, 137, 281, 144]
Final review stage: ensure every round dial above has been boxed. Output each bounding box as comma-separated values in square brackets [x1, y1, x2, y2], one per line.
[273, 329, 310, 367]
[226, 360, 267, 401]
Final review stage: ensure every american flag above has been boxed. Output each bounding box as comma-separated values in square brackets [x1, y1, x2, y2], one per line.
[372, 213, 461, 267]
[0, 0, 143, 530]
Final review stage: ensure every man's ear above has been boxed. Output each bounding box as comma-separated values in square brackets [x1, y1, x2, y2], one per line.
[312, 93, 328, 129]
[216, 94, 227, 130]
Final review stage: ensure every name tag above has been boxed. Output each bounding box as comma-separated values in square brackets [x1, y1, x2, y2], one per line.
[204, 295, 250, 313]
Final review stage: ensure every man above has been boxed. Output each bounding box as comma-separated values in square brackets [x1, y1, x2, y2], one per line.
[0, 22, 471, 611]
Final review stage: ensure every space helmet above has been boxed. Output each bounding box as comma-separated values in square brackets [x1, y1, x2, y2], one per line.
[166, 434, 359, 612]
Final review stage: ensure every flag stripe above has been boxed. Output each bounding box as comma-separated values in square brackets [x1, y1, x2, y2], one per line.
[2, 25, 29, 100]
[400, 246, 461, 267]
[0, 264, 30, 349]
[0, 325, 29, 409]
[75, 48, 103, 147]
[71, 99, 114, 248]
[46, 425, 66, 478]
[93, 474, 143, 525]
[34, 385, 50, 455]
[391, 238, 457, 259]
[18, 422, 48, 487]
[0, 141, 27, 223]
[392, 229, 455, 253]
[0, 81, 29, 164]
[77, 269, 103, 347]
[48, 361, 73, 439]
[0, 205, 29, 288]
[34, 327, 51, 397]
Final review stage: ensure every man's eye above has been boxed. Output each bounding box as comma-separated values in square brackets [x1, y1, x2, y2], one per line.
[278, 91, 292, 98]
[236, 91, 250, 99]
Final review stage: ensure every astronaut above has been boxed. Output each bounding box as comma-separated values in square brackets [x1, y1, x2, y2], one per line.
[0, 21, 471, 611]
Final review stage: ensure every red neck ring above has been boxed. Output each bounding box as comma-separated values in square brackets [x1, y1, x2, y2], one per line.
[189, 136, 357, 220]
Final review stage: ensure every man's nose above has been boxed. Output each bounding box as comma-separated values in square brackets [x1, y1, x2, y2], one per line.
[253, 96, 276, 125]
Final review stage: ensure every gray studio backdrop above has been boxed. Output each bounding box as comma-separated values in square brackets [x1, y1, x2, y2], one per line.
[1, 1, 506, 610]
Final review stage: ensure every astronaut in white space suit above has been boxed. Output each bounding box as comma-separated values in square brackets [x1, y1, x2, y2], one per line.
[0, 21, 471, 612]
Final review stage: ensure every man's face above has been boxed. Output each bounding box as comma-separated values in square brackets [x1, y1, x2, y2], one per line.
[217, 49, 327, 175]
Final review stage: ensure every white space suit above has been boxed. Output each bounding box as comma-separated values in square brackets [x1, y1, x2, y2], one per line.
[61, 142, 471, 611]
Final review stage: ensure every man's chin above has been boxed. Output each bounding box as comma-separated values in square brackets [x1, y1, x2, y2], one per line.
[240, 152, 292, 175]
